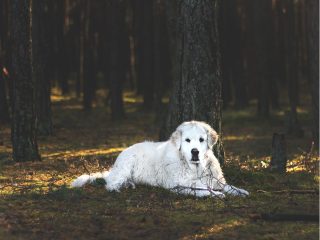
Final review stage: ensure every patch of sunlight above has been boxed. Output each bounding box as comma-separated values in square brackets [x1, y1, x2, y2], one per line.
[162, 97, 170, 103]
[51, 87, 78, 102]
[223, 135, 269, 140]
[297, 108, 309, 114]
[123, 97, 143, 103]
[208, 219, 245, 233]
[42, 147, 126, 158]
[51, 94, 75, 102]
[58, 105, 83, 109]
[273, 108, 309, 117]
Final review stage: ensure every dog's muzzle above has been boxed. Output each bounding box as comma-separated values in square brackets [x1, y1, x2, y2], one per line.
[191, 148, 199, 162]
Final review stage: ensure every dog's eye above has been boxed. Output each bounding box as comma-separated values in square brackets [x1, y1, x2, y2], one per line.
[199, 138, 204, 142]
[186, 138, 190, 142]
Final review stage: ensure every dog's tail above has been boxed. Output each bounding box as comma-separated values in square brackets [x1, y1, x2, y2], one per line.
[71, 171, 110, 188]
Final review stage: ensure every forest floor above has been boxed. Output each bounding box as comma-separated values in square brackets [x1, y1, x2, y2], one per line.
[0, 80, 319, 239]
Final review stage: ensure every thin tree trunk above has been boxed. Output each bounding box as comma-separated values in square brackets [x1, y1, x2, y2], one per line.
[0, 0, 10, 125]
[251, 0, 270, 119]
[0, 38, 10, 124]
[109, 0, 125, 120]
[159, 0, 181, 141]
[56, 0, 69, 94]
[83, 0, 96, 111]
[153, 0, 163, 121]
[142, 0, 154, 109]
[275, 0, 287, 85]
[219, 0, 233, 108]
[161, 0, 225, 165]
[285, 0, 299, 119]
[229, 0, 248, 110]
[33, 0, 53, 136]
[306, 0, 319, 142]
[11, 0, 41, 162]
[268, 1, 280, 110]
[133, 0, 144, 95]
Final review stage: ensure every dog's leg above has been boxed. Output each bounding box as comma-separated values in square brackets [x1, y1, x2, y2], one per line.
[223, 185, 249, 196]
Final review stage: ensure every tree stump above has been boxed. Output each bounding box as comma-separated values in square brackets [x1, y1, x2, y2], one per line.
[284, 111, 304, 139]
[270, 133, 287, 173]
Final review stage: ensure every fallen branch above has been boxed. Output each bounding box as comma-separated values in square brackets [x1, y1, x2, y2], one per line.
[249, 213, 319, 222]
[257, 190, 319, 195]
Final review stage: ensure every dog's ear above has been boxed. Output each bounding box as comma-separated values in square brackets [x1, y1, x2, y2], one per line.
[170, 130, 181, 150]
[207, 128, 218, 149]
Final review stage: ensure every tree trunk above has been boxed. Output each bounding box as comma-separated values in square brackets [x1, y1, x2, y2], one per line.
[0, 40, 10, 124]
[275, 0, 287, 85]
[56, 0, 69, 94]
[133, 0, 144, 95]
[109, 0, 125, 120]
[32, 0, 53, 136]
[11, 0, 41, 162]
[153, 0, 164, 121]
[83, 0, 97, 111]
[251, 0, 270, 119]
[270, 133, 287, 173]
[142, 0, 154, 109]
[285, 0, 299, 119]
[161, 0, 225, 165]
[306, 0, 319, 142]
[228, 0, 249, 110]
[219, 0, 234, 108]
[159, 0, 180, 141]
[268, 1, 280, 110]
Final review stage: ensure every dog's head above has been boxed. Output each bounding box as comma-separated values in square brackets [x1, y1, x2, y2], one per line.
[170, 121, 218, 164]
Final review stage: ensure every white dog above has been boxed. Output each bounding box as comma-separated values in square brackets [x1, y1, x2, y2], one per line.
[71, 121, 249, 198]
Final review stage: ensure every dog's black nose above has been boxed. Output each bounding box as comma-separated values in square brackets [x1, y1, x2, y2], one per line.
[191, 148, 199, 156]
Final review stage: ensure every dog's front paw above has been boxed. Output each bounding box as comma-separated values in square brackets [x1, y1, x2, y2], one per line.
[210, 190, 225, 198]
[238, 189, 249, 196]
[224, 185, 249, 197]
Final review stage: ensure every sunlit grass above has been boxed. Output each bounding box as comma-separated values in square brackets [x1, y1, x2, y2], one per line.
[42, 147, 126, 158]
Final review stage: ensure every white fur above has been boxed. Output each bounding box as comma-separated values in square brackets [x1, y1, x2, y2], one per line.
[71, 121, 249, 198]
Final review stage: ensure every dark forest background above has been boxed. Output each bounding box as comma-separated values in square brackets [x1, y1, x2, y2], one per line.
[0, 0, 319, 162]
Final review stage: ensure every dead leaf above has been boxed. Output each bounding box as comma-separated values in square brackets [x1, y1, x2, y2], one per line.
[149, 193, 156, 199]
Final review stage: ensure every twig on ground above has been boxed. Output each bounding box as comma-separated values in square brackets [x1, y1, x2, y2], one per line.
[80, 158, 91, 175]
[257, 190, 319, 195]
[249, 212, 319, 222]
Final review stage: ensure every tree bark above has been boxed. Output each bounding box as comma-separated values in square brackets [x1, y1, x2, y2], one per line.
[285, 0, 299, 119]
[306, 0, 319, 142]
[153, 0, 163, 121]
[83, 0, 97, 111]
[161, 0, 225, 165]
[0, 39, 10, 124]
[225, 0, 249, 110]
[251, 0, 270, 119]
[133, 0, 144, 95]
[11, 0, 41, 162]
[275, 0, 287, 86]
[32, 0, 53, 136]
[56, 0, 70, 94]
[109, 0, 125, 120]
[142, 0, 154, 109]
[270, 133, 287, 173]
[159, 0, 181, 141]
